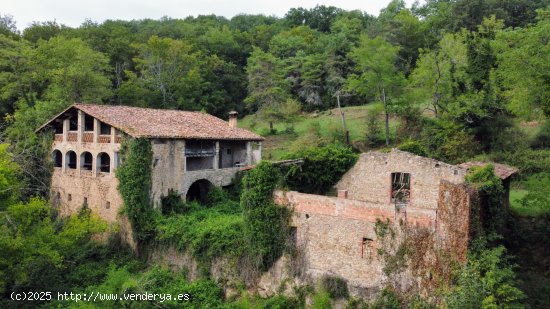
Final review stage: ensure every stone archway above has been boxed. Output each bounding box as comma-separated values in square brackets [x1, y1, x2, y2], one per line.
[185, 179, 213, 203]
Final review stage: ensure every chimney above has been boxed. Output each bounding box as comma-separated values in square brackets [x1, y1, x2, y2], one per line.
[228, 111, 238, 128]
[338, 189, 348, 199]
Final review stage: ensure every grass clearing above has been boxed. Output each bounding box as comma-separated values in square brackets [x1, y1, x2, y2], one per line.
[239, 103, 400, 160]
[510, 189, 550, 217]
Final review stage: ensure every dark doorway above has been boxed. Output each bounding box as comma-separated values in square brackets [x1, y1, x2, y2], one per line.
[186, 179, 213, 203]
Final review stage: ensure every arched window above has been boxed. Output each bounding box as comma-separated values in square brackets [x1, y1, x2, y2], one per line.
[80, 152, 93, 171]
[97, 152, 110, 173]
[66, 151, 77, 169]
[52, 150, 62, 167]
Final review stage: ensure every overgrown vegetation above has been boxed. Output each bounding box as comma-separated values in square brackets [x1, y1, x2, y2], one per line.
[465, 165, 506, 234]
[116, 138, 155, 245]
[156, 190, 245, 272]
[1, 0, 550, 306]
[282, 143, 358, 194]
[241, 162, 290, 272]
[444, 238, 525, 308]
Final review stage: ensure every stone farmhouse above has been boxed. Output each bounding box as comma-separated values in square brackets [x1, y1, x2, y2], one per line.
[273, 149, 516, 297]
[38, 103, 263, 223]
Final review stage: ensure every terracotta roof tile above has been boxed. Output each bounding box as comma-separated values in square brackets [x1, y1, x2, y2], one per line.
[458, 161, 518, 179]
[40, 103, 263, 141]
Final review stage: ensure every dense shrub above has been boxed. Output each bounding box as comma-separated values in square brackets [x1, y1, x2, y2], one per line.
[283, 143, 358, 194]
[160, 189, 186, 215]
[444, 239, 525, 308]
[421, 119, 479, 164]
[156, 199, 245, 267]
[465, 165, 505, 234]
[320, 275, 349, 299]
[531, 120, 550, 149]
[397, 140, 427, 157]
[488, 148, 550, 179]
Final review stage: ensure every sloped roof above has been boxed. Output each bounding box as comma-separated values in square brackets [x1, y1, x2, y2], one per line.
[38, 103, 264, 141]
[458, 161, 518, 180]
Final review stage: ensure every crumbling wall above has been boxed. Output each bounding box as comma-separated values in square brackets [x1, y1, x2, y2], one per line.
[436, 180, 477, 262]
[336, 150, 466, 210]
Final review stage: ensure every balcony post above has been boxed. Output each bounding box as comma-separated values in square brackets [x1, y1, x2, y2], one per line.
[214, 141, 220, 170]
[110, 127, 116, 144]
[246, 141, 252, 166]
[94, 118, 100, 143]
[63, 119, 69, 142]
[77, 110, 84, 142]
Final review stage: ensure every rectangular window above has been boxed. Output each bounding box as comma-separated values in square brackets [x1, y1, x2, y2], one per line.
[68, 194, 72, 201]
[84, 114, 94, 131]
[100, 121, 111, 135]
[391, 172, 411, 205]
[361, 238, 374, 259]
[83, 197, 88, 205]
[105, 201, 111, 209]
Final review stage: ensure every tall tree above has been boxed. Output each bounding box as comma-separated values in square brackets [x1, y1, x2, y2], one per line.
[245, 47, 288, 131]
[348, 35, 405, 145]
[408, 32, 469, 117]
[493, 7, 550, 118]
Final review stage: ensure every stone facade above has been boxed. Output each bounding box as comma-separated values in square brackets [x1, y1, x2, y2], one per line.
[45, 106, 262, 228]
[50, 110, 123, 223]
[273, 149, 490, 297]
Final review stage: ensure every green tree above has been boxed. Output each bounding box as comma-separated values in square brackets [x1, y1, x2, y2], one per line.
[133, 36, 203, 109]
[348, 35, 405, 145]
[245, 47, 288, 132]
[493, 8, 550, 118]
[0, 144, 19, 210]
[408, 32, 469, 117]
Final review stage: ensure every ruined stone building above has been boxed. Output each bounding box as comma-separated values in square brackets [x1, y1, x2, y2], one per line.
[38, 103, 263, 224]
[274, 149, 516, 297]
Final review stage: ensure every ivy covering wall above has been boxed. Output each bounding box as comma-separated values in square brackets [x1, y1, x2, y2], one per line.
[241, 162, 289, 271]
[116, 138, 155, 245]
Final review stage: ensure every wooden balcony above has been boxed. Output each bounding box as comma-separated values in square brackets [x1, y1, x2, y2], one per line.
[98, 135, 111, 143]
[67, 132, 77, 142]
[54, 134, 63, 142]
[82, 132, 94, 143]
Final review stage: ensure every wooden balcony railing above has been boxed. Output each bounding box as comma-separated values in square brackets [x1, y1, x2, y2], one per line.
[82, 132, 94, 143]
[54, 134, 63, 142]
[67, 132, 77, 142]
[98, 135, 111, 143]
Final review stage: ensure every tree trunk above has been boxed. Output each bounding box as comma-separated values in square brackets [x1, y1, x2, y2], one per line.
[269, 121, 274, 134]
[382, 88, 389, 146]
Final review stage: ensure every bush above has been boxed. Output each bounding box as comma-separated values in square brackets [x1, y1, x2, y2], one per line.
[161, 189, 186, 215]
[369, 288, 401, 309]
[320, 275, 348, 299]
[421, 118, 478, 164]
[465, 165, 506, 234]
[531, 120, 550, 149]
[156, 199, 245, 267]
[365, 110, 382, 147]
[283, 144, 358, 194]
[444, 241, 525, 308]
[397, 140, 427, 157]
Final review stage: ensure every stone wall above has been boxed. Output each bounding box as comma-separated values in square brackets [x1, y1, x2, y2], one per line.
[151, 139, 186, 206]
[150, 138, 239, 205]
[50, 135, 122, 223]
[336, 149, 466, 210]
[51, 168, 122, 223]
[274, 179, 478, 298]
